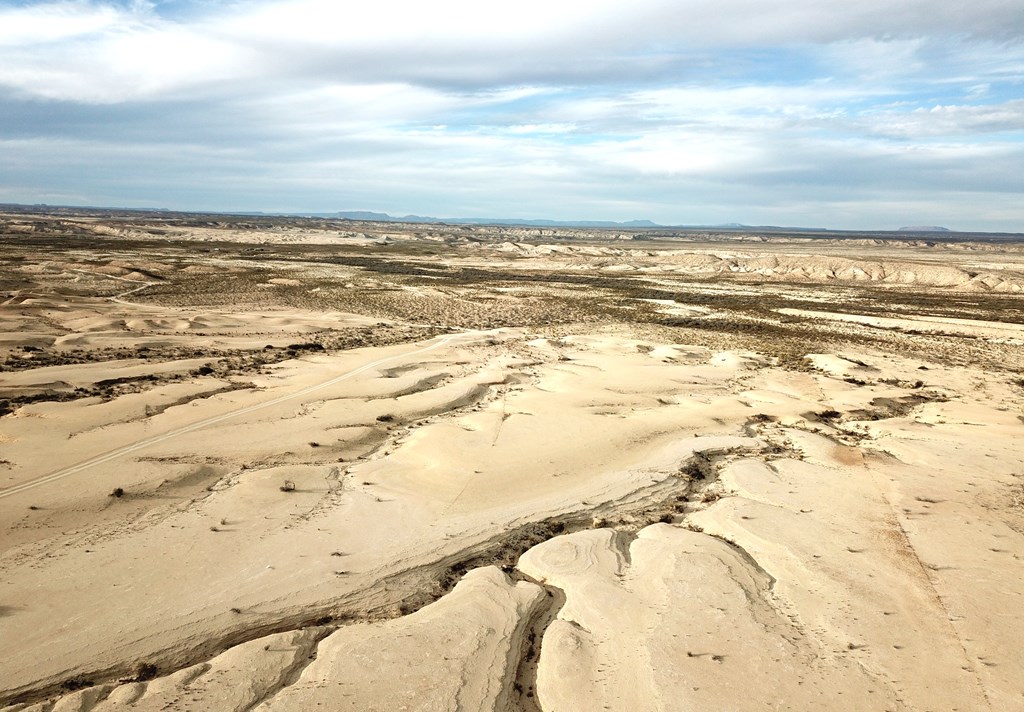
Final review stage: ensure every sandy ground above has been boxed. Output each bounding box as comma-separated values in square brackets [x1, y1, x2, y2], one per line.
[2, 217, 1023, 711]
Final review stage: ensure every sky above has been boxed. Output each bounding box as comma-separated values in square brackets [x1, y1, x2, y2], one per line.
[1, 1, 1023, 230]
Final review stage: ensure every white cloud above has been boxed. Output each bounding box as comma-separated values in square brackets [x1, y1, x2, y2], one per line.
[0, 0, 1022, 229]
[2, 0, 1022, 102]
[0, 2, 127, 47]
[861, 100, 1024, 137]
[503, 124, 579, 135]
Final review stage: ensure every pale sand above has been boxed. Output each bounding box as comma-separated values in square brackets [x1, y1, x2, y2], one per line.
[779, 307, 1024, 343]
[5, 331, 1022, 710]
[1, 328, 757, 702]
[2, 226, 1023, 711]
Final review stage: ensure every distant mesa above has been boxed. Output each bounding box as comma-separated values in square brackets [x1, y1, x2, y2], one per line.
[898, 225, 952, 232]
[332, 210, 395, 222]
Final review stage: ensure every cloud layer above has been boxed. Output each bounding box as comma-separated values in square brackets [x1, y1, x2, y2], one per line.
[1, 0, 1022, 229]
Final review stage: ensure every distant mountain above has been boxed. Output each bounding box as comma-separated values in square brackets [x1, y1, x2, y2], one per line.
[326, 210, 396, 221]
[696, 223, 829, 231]
[3, 203, 988, 236]
[319, 213, 836, 231]
[318, 211, 660, 229]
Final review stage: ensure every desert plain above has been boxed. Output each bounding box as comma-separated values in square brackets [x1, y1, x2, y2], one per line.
[1, 211, 1023, 711]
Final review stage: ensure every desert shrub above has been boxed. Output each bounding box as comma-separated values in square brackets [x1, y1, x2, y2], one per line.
[133, 663, 158, 681]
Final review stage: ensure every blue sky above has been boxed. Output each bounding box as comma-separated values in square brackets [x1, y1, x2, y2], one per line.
[1, 0, 1023, 230]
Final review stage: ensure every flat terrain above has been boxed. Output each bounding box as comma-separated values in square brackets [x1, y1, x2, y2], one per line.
[2, 212, 1024, 711]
